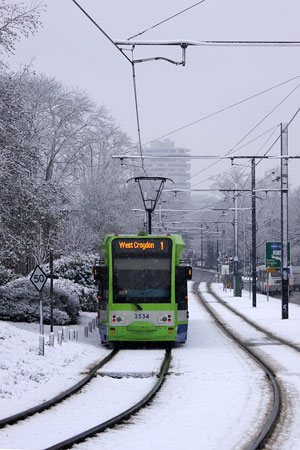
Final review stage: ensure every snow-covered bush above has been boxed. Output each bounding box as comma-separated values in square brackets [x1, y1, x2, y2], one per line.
[78, 286, 98, 312]
[43, 253, 98, 312]
[47, 253, 98, 287]
[0, 264, 19, 286]
[0, 278, 80, 324]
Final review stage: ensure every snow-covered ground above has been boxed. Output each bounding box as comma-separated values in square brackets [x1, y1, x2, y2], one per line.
[0, 313, 107, 419]
[1, 283, 300, 449]
[211, 282, 300, 346]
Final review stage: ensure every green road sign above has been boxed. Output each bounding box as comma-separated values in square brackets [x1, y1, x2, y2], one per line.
[266, 242, 290, 268]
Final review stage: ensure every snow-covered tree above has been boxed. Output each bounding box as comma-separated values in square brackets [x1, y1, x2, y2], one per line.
[0, 70, 40, 263]
[0, 69, 140, 267]
[0, 0, 44, 55]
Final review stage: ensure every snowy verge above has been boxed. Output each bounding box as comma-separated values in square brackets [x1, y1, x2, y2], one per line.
[210, 283, 300, 345]
[0, 320, 108, 419]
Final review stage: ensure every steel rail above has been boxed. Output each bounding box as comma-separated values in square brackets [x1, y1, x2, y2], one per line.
[0, 349, 118, 429]
[194, 282, 280, 450]
[44, 348, 171, 450]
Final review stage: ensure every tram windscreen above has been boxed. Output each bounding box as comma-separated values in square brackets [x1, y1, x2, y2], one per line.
[112, 238, 172, 303]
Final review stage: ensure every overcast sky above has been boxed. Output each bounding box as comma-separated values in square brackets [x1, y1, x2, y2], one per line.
[5, 0, 300, 190]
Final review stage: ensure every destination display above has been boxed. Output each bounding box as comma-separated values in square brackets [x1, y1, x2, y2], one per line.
[112, 238, 171, 256]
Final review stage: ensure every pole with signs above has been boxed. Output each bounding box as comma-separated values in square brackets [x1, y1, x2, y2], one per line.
[266, 241, 290, 318]
[233, 184, 238, 277]
[39, 290, 44, 335]
[281, 123, 289, 319]
[30, 265, 48, 355]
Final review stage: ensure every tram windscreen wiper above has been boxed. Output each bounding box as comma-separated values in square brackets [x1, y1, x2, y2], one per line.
[133, 302, 143, 310]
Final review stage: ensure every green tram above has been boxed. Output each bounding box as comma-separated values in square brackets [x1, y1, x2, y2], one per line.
[93, 234, 192, 345]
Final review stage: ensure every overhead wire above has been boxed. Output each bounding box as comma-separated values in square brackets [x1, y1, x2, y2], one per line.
[262, 103, 300, 157]
[70, 1, 300, 201]
[70, 0, 150, 171]
[130, 47, 145, 170]
[211, 101, 300, 231]
[191, 126, 279, 195]
[175, 96, 300, 229]
[127, 0, 207, 40]
[197, 100, 300, 222]
[70, 0, 132, 63]
[239, 127, 279, 190]
[188, 80, 300, 188]
[122, 73, 300, 155]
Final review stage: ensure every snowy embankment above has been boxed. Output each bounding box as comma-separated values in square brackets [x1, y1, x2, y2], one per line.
[211, 282, 300, 346]
[0, 313, 107, 419]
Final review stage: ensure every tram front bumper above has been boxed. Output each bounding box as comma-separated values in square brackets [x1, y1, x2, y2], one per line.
[107, 321, 176, 342]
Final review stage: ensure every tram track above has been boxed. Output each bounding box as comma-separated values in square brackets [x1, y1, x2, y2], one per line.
[208, 282, 300, 353]
[194, 281, 281, 450]
[0, 349, 118, 429]
[44, 348, 171, 450]
[0, 348, 171, 450]
[196, 275, 300, 449]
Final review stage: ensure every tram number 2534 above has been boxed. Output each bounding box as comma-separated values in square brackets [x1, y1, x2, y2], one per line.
[135, 313, 150, 320]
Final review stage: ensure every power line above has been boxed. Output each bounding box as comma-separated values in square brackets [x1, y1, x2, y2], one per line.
[70, 0, 149, 169]
[70, 1, 300, 182]
[188, 81, 300, 187]
[118, 39, 300, 47]
[193, 103, 300, 199]
[262, 104, 300, 157]
[122, 74, 300, 154]
[239, 127, 279, 190]
[127, 0, 207, 40]
[192, 126, 279, 193]
[70, 0, 132, 64]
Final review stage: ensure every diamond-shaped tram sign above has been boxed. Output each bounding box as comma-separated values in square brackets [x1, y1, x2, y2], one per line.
[30, 265, 48, 292]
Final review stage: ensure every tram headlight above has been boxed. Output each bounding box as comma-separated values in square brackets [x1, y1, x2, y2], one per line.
[161, 316, 167, 322]
[111, 314, 125, 324]
[158, 314, 172, 324]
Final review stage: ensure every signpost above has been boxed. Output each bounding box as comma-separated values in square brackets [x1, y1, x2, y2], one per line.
[30, 265, 48, 355]
[266, 242, 290, 268]
[266, 241, 291, 318]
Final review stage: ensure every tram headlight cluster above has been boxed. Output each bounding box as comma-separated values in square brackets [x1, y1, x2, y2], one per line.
[112, 314, 125, 324]
[158, 314, 172, 324]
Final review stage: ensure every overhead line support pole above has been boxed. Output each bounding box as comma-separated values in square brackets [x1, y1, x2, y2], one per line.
[234, 184, 238, 277]
[281, 123, 289, 319]
[200, 223, 204, 268]
[251, 158, 257, 307]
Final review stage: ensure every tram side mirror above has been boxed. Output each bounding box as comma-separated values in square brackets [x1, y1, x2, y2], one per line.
[186, 266, 192, 280]
[178, 265, 192, 280]
[93, 265, 108, 284]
